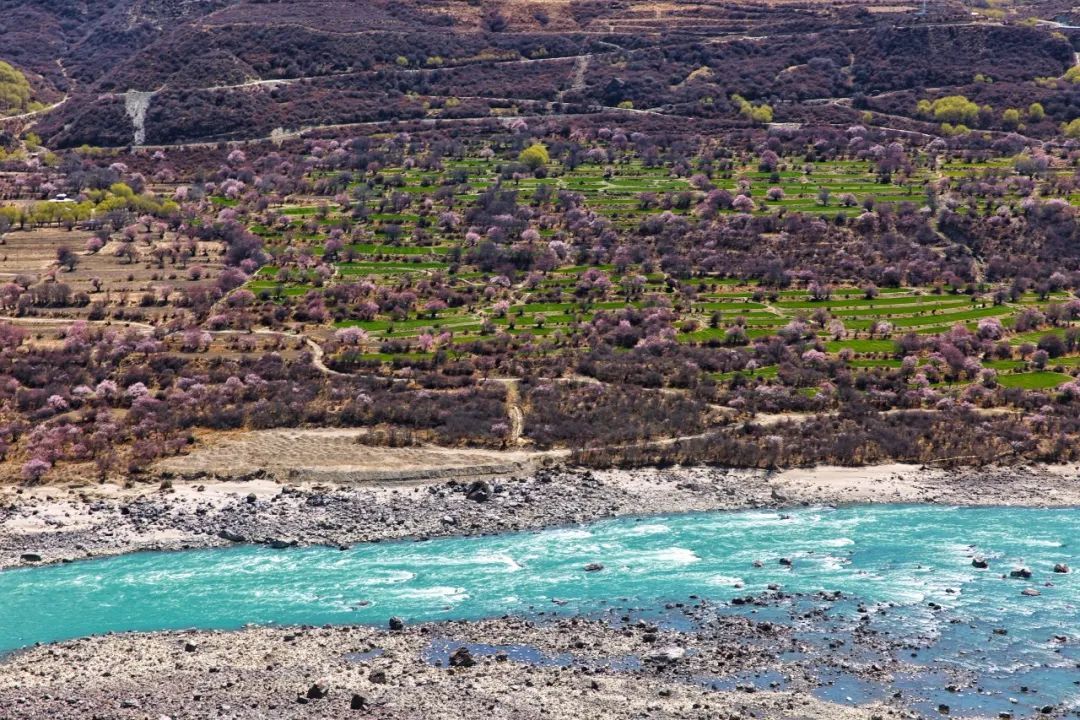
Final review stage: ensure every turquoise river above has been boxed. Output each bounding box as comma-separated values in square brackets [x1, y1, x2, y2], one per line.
[1, 504, 1077, 717]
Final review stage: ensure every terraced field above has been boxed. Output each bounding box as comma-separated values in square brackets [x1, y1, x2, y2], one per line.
[233, 146, 1080, 395]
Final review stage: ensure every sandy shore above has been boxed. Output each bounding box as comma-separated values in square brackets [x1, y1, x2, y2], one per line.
[4, 462, 1080, 569]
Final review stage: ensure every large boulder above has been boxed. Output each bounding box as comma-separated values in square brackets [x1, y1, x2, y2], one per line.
[465, 480, 493, 502]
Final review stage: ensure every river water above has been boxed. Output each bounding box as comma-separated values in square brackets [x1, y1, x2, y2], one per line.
[1, 505, 1077, 716]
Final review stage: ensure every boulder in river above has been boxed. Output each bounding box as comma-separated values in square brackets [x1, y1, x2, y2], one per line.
[388, 617, 404, 631]
[779, 557, 793, 567]
[584, 562, 604, 572]
[449, 647, 476, 667]
[1053, 563, 1070, 574]
[971, 558, 988, 569]
[1009, 567, 1032, 579]
[1021, 588, 1041, 597]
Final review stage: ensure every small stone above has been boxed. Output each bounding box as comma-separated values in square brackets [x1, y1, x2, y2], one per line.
[350, 694, 366, 710]
[184, 642, 198, 653]
[20, 553, 41, 562]
[306, 679, 329, 699]
[449, 647, 476, 668]
[368, 669, 387, 684]
[646, 645, 685, 664]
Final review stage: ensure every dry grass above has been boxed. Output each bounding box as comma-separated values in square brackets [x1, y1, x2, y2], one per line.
[0, 227, 226, 321]
[154, 427, 567, 482]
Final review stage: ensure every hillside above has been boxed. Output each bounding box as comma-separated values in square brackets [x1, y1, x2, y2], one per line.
[1, 0, 1077, 147]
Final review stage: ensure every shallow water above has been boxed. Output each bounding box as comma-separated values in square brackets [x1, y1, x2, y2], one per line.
[2, 505, 1078, 715]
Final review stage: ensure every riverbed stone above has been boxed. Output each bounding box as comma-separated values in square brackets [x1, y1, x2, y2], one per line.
[646, 645, 685, 664]
[305, 679, 329, 699]
[449, 647, 476, 667]
[465, 481, 493, 502]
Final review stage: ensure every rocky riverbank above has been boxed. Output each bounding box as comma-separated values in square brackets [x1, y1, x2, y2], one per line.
[2, 463, 1079, 719]
[0, 593, 907, 720]
[3, 462, 1080, 569]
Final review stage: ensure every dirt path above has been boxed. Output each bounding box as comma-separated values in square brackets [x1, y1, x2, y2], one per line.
[504, 379, 525, 445]
[557, 53, 590, 103]
[246, 328, 346, 376]
[0, 315, 155, 331]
